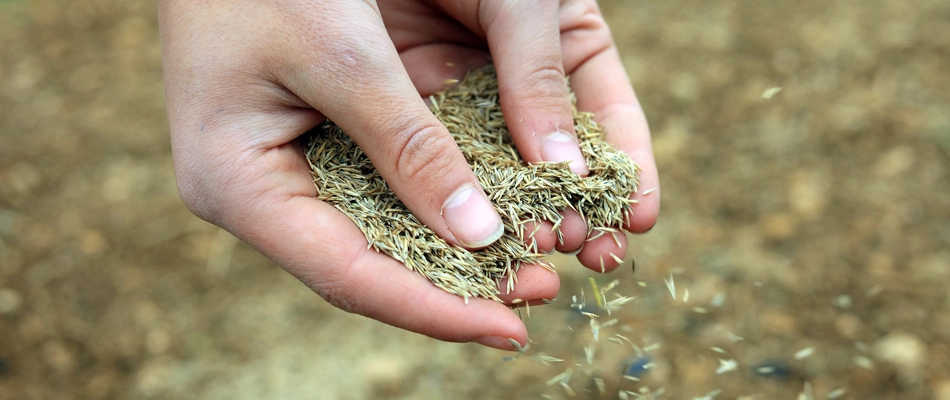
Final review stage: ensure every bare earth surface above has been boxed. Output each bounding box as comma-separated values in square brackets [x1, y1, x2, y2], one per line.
[1, 0, 949, 399]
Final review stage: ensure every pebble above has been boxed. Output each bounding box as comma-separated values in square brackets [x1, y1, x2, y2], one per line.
[759, 310, 799, 335]
[0, 288, 23, 314]
[145, 330, 171, 355]
[873, 332, 926, 381]
[43, 340, 77, 373]
[873, 145, 915, 178]
[363, 356, 409, 395]
[934, 380, 950, 400]
[759, 212, 797, 240]
[834, 314, 862, 339]
[7, 162, 42, 194]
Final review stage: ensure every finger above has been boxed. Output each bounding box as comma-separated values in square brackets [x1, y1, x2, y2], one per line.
[399, 45, 490, 97]
[480, 0, 590, 175]
[496, 264, 560, 304]
[577, 230, 627, 273]
[522, 220, 557, 255]
[563, 29, 660, 233]
[278, 4, 504, 249]
[554, 208, 588, 254]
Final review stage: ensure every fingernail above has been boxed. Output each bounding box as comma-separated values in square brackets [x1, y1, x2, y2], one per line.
[541, 131, 589, 175]
[442, 184, 504, 248]
[473, 335, 518, 351]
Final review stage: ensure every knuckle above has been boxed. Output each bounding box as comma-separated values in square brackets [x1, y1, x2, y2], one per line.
[393, 122, 459, 183]
[522, 63, 569, 100]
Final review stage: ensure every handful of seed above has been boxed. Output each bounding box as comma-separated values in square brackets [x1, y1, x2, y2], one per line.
[305, 66, 639, 301]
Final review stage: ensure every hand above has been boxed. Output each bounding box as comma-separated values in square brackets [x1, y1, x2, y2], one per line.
[157, 0, 659, 350]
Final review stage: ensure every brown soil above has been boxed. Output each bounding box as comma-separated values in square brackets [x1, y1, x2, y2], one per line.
[1, 0, 948, 399]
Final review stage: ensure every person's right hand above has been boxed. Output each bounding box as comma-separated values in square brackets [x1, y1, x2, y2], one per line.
[158, 0, 658, 350]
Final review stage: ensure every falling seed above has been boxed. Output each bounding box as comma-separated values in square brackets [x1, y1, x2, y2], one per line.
[546, 368, 573, 386]
[833, 295, 852, 309]
[794, 347, 815, 360]
[683, 289, 690, 303]
[664, 274, 676, 300]
[756, 366, 776, 374]
[560, 381, 576, 397]
[614, 334, 634, 347]
[642, 343, 661, 352]
[594, 378, 606, 396]
[692, 307, 708, 314]
[710, 347, 727, 354]
[442, 78, 460, 85]
[716, 359, 738, 374]
[609, 252, 624, 265]
[585, 342, 596, 365]
[693, 389, 723, 400]
[539, 355, 564, 364]
[502, 338, 529, 361]
[797, 382, 814, 400]
[761, 86, 782, 99]
[710, 293, 726, 307]
[827, 388, 847, 399]
[641, 187, 656, 195]
[590, 278, 604, 307]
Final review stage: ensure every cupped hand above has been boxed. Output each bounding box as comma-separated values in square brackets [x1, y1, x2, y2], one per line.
[157, 0, 658, 350]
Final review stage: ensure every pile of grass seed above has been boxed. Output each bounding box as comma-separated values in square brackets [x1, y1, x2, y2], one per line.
[305, 66, 639, 301]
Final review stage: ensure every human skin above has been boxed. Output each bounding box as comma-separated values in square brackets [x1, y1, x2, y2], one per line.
[157, 0, 659, 350]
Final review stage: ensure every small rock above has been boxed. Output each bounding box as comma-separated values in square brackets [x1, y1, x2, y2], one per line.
[79, 230, 109, 255]
[933, 379, 950, 400]
[873, 332, 926, 382]
[834, 314, 862, 339]
[789, 171, 828, 219]
[145, 330, 171, 355]
[873, 145, 915, 178]
[0, 288, 23, 314]
[759, 212, 797, 240]
[43, 340, 77, 374]
[7, 162, 42, 194]
[363, 356, 409, 395]
[759, 309, 799, 335]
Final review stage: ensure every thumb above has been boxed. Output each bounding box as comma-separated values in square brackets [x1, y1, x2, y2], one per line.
[282, 5, 504, 249]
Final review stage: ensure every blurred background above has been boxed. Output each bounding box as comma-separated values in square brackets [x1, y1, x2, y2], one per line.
[1, 0, 948, 398]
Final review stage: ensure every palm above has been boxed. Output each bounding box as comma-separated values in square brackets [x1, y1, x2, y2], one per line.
[381, 0, 492, 97]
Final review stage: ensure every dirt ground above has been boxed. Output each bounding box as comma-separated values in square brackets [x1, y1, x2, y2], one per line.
[1, 0, 949, 399]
